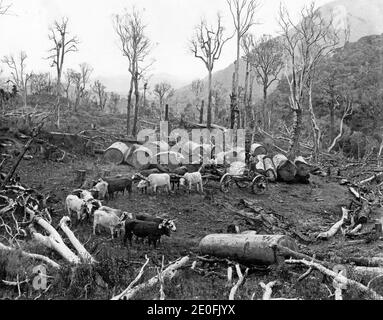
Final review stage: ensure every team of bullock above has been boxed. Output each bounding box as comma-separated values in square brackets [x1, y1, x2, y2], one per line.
[64, 169, 204, 248]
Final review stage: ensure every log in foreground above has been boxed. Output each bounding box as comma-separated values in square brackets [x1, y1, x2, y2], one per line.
[59, 217, 96, 264]
[199, 234, 298, 265]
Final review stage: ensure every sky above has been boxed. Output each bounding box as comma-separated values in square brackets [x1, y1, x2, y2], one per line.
[0, 0, 334, 87]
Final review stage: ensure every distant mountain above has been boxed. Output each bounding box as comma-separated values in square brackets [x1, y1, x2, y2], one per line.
[173, 0, 383, 110]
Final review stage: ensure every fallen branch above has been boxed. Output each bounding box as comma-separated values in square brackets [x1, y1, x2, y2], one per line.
[317, 208, 349, 240]
[111, 256, 189, 300]
[286, 258, 383, 300]
[229, 264, 249, 300]
[31, 217, 80, 265]
[259, 281, 278, 300]
[59, 217, 96, 264]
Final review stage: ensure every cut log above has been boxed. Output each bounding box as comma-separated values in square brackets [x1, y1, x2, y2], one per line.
[263, 156, 277, 182]
[294, 156, 311, 182]
[272, 154, 297, 182]
[250, 143, 267, 157]
[356, 202, 371, 224]
[199, 234, 298, 265]
[104, 142, 130, 165]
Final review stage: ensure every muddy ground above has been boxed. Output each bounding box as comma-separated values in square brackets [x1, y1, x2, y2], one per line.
[1, 154, 383, 300]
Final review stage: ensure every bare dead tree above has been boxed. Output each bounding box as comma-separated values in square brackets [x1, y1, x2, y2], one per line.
[190, 14, 232, 128]
[153, 82, 174, 120]
[2, 51, 32, 107]
[109, 92, 120, 114]
[191, 79, 205, 123]
[241, 33, 255, 128]
[47, 17, 79, 96]
[91, 80, 108, 111]
[279, 2, 340, 160]
[250, 35, 284, 130]
[113, 7, 152, 137]
[227, 0, 261, 129]
[68, 63, 93, 112]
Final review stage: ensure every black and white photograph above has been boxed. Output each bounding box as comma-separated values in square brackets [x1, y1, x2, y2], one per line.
[0, 0, 383, 304]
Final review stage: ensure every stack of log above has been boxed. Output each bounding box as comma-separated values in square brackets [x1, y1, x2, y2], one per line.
[249, 143, 312, 183]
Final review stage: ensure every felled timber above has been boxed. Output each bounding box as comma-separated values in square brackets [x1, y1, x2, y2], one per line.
[356, 202, 371, 225]
[272, 154, 297, 182]
[250, 143, 267, 157]
[199, 234, 298, 265]
[263, 156, 277, 182]
[294, 156, 311, 183]
[103, 142, 130, 165]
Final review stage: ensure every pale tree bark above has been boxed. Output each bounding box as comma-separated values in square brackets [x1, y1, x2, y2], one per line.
[190, 14, 232, 129]
[308, 79, 321, 162]
[226, 0, 260, 129]
[2, 52, 32, 108]
[327, 99, 353, 153]
[279, 3, 340, 160]
[114, 8, 152, 137]
[47, 17, 79, 97]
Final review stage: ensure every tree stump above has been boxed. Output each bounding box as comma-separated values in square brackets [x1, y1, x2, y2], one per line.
[74, 170, 86, 187]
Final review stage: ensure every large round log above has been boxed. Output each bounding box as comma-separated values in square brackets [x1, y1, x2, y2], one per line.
[104, 142, 130, 165]
[273, 154, 297, 182]
[250, 143, 267, 157]
[199, 234, 298, 265]
[294, 156, 311, 182]
[263, 156, 277, 182]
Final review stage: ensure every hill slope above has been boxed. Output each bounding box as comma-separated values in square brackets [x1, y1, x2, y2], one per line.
[173, 0, 383, 110]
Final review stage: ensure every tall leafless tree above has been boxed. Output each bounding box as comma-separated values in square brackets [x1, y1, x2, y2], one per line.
[279, 2, 340, 160]
[113, 7, 152, 137]
[2, 51, 32, 107]
[153, 82, 174, 120]
[190, 14, 231, 129]
[47, 17, 79, 96]
[227, 0, 260, 129]
[68, 63, 93, 112]
[92, 80, 108, 111]
[250, 35, 284, 130]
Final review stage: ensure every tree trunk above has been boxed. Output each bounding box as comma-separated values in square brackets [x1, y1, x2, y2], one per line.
[308, 81, 321, 162]
[199, 234, 297, 265]
[288, 107, 303, 160]
[330, 104, 335, 144]
[243, 61, 250, 129]
[247, 69, 255, 128]
[207, 70, 213, 129]
[126, 77, 134, 136]
[199, 100, 205, 124]
[263, 85, 268, 130]
[132, 74, 140, 137]
[164, 104, 169, 122]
